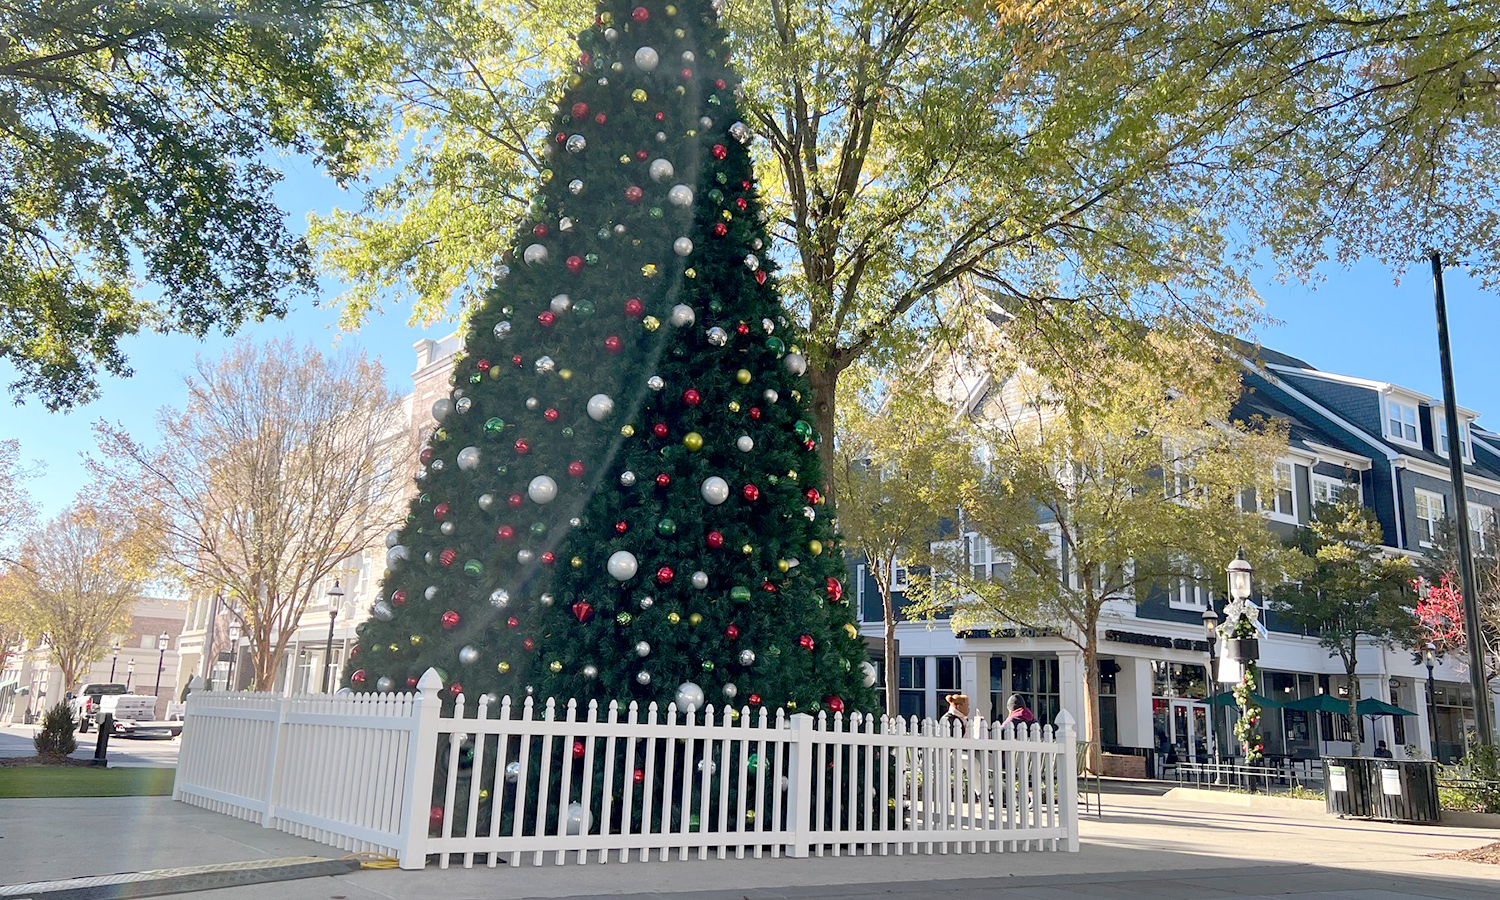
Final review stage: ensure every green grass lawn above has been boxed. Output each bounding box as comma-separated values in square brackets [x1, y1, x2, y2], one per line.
[0, 766, 176, 798]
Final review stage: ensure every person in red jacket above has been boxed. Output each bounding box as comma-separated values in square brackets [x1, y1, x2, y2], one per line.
[1001, 693, 1035, 729]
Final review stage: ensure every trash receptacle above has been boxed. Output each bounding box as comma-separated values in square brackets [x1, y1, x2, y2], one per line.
[1369, 759, 1440, 824]
[1323, 757, 1374, 818]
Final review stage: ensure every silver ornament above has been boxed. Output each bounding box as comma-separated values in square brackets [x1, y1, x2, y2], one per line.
[489, 589, 510, 609]
[681, 50, 695, 63]
[656, 131, 667, 143]
[673, 237, 694, 257]
[611, 61, 623, 72]
[763, 389, 779, 404]
[455, 396, 472, 414]
[478, 493, 496, 512]
[386, 530, 402, 548]
[634, 46, 660, 71]
[586, 393, 615, 421]
[739, 649, 756, 666]
[495, 265, 511, 280]
[638, 595, 654, 609]
[803, 506, 816, 521]
[636, 671, 652, 685]
[440, 521, 456, 536]
[425, 585, 439, 601]
[669, 304, 696, 327]
[431, 399, 454, 422]
[558, 216, 575, 232]
[582, 665, 598, 679]
[620, 470, 637, 487]
[744, 254, 760, 271]
[697, 759, 717, 775]
[729, 121, 751, 143]
[525, 396, 539, 410]
[493, 320, 512, 340]
[505, 761, 522, 783]
[523, 243, 549, 265]
[607, 550, 639, 581]
[568, 179, 585, 195]
[635, 641, 651, 657]
[534, 356, 555, 374]
[517, 549, 535, 565]
[861, 660, 878, 688]
[675, 682, 705, 713]
[456, 446, 481, 471]
[459, 645, 480, 665]
[699, 116, 713, 129]
[429, 458, 445, 472]
[706, 327, 728, 346]
[722, 682, 738, 699]
[414, 466, 427, 482]
[648, 158, 674, 182]
[784, 352, 808, 376]
[372, 601, 395, 621]
[667, 184, 693, 207]
[700, 476, 730, 506]
[762, 317, 775, 333]
[647, 375, 665, 391]
[528, 475, 558, 504]
[614, 223, 627, 234]
[386, 545, 409, 568]
[691, 571, 709, 589]
[550, 293, 572, 313]
[604, 27, 618, 41]
[376, 676, 395, 693]
[565, 133, 587, 153]
[736, 435, 754, 452]
[539, 592, 555, 606]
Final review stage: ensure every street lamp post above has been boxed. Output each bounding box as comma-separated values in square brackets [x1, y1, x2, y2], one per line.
[322, 580, 345, 693]
[1202, 604, 1221, 765]
[226, 621, 241, 691]
[153, 632, 169, 700]
[126, 658, 135, 691]
[1425, 642, 1440, 762]
[1224, 551, 1258, 785]
[108, 640, 121, 682]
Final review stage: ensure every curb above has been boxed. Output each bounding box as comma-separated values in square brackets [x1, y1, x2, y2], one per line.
[0, 857, 361, 900]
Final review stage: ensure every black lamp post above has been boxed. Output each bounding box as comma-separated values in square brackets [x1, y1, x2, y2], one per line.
[1225, 551, 1257, 770]
[153, 632, 169, 699]
[226, 620, 241, 691]
[1202, 604, 1221, 764]
[1425, 642, 1440, 762]
[109, 640, 121, 682]
[126, 659, 135, 691]
[322, 579, 344, 693]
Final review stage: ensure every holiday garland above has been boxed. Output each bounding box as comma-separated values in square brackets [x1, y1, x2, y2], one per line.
[1227, 614, 1263, 765]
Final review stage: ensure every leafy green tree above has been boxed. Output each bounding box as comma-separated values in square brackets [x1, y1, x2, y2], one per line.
[1, 0, 388, 409]
[1271, 498, 1415, 755]
[0, 440, 39, 564]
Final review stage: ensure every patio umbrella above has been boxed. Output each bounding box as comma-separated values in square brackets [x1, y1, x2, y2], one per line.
[1280, 694, 1352, 756]
[1354, 698, 1415, 717]
[1207, 690, 1281, 708]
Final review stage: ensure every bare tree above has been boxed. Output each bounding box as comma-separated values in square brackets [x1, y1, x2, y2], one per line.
[7, 502, 156, 689]
[0, 439, 39, 564]
[92, 338, 411, 690]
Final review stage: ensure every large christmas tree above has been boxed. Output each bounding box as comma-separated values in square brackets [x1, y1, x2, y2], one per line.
[350, 0, 876, 718]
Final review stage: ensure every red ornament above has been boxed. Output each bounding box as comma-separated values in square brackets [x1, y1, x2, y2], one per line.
[716, 79, 728, 90]
[571, 102, 589, 119]
[532, 223, 550, 237]
[523, 638, 535, 651]
[538, 311, 555, 327]
[799, 634, 815, 651]
[749, 407, 762, 421]
[420, 448, 435, 465]
[351, 669, 367, 684]
[655, 473, 671, 488]
[439, 549, 457, 567]
[725, 623, 740, 640]
[567, 460, 585, 478]
[441, 610, 461, 629]
[712, 223, 728, 237]
[652, 422, 670, 438]
[827, 577, 844, 603]
[573, 740, 586, 759]
[554, 132, 567, 144]
[496, 525, 516, 542]
[391, 589, 407, 607]
[512, 354, 525, 367]
[804, 439, 817, 451]
[741, 180, 752, 190]
[742, 483, 760, 502]
[748, 694, 762, 707]
[631, 6, 649, 22]
[476, 358, 490, 372]
[541, 551, 556, 566]
[514, 439, 530, 455]
[624, 185, 644, 203]
[762, 581, 778, 593]
[755, 271, 767, 285]
[434, 502, 451, 520]
[572, 601, 594, 623]
[624, 297, 644, 318]
[711, 143, 727, 160]
[566, 255, 585, 273]
[827, 697, 845, 714]
[635, 149, 648, 161]
[682, 388, 702, 407]
[594, 112, 607, 125]
[615, 520, 629, 534]
[654, 111, 665, 122]
[656, 566, 675, 585]
[508, 493, 524, 508]
[577, 52, 591, 67]
[706, 530, 724, 548]
[406, 676, 419, 689]
[604, 335, 623, 353]
[448, 682, 463, 698]
[735, 197, 748, 211]
[633, 768, 646, 784]
[736, 322, 750, 335]
[430, 805, 445, 827]
[544, 407, 561, 423]
[507, 616, 520, 628]
[806, 488, 822, 505]
[681, 68, 693, 80]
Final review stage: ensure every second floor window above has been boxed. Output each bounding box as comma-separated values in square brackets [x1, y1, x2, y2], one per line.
[1436, 416, 1472, 461]
[1387, 399, 1419, 444]
[968, 533, 1012, 581]
[1471, 505, 1497, 554]
[1311, 474, 1359, 507]
[1415, 488, 1446, 547]
[1262, 461, 1296, 520]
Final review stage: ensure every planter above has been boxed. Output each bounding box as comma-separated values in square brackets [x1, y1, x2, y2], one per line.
[1225, 637, 1260, 661]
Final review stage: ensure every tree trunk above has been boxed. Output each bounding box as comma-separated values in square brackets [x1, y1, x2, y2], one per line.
[1346, 657, 1362, 756]
[806, 361, 841, 509]
[1082, 633, 1102, 773]
[883, 604, 900, 722]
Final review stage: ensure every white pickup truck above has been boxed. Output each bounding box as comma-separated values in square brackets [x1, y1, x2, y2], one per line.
[96, 694, 183, 739]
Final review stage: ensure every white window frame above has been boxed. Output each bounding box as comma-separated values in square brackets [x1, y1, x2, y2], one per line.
[1311, 473, 1361, 507]
[966, 532, 1012, 581]
[1386, 398, 1419, 446]
[1169, 563, 1210, 611]
[890, 562, 910, 593]
[1470, 505, 1496, 554]
[1414, 488, 1446, 548]
[1261, 460, 1298, 523]
[1435, 415, 1473, 462]
[855, 564, 867, 623]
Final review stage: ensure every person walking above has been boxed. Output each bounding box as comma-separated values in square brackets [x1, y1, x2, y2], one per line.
[1001, 693, 1035, 730]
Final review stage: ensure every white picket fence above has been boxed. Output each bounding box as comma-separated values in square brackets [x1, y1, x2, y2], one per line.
[174, 669, 1079, 868]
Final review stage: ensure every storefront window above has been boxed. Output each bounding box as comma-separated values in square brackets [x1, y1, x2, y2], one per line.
[899, 656, 926, 719]
[1151, 661, 1208, 700]
[1098, 659, 1119, 748]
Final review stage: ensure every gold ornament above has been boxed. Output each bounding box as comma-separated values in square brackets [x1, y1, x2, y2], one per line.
[497, 661, 511, 674]
[479, 789, 490, 802]
[809, 539, 823, 556]
[631, 88, 647, 103]
[388, 643, 399, 652]
[667, 612, 681, 625]
[722, 209, 733, 221]
[745, 809, 756, 822]
[736, 368, 751, 384]
[549, 660, 563, 673]
[844, 623, 859, 639]
[642, 264, 659, 278]
[683, 432, 704, 451]
[688, 612, 703, 626]
[684, 268, 696, 278]
[642, 315, 660, 331]
[489, 366, 501, 380]
[741, 544, 753, 555]
[786, 701, 798, 710]
[619, 155, 631, 164]
[791, 390, 802, 402]
[571, 556, 584, 568]
[410, 635, 423, 646]
[728, 400, 741, 412]
[559, 369, 573, 381]
[777, 559, 790, 573]
[788, 470, 799, 480]
[568, 75, 582, 88]
[621, 424, 636, 437]
[665, 3, 676, 13]
[541, 169, 553, 182]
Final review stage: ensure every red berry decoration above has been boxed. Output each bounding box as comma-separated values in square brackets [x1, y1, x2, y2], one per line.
[573, 740, 586, 759]
[352, 669, 367, 684]
[441, 610, 461, 629]
[749, 407, 762, 420]
[706, 530, 724, 548]
[567, 460, 585, 478]
[508, 493, 524, 508]
[538, 311, 556, 327]
[682, 388, 701, 407]
[571, 101, 588, 119]
[652, 422, 670, 438]
[514, 439, 530, 455]
[507, 616, 520, 628]
[741, 180, 752, 190]
[604, 335, 623, 353]
[681, 68, 693, 80]
[654, 111, 665, 122]
[566, 255, 585, 273]
[631, 5, 649, 22]
[616, 520, 629, 534]
[655, 473, 671, 488]
[624, 297, 644, 318]
[572, 600, 594, 623]
[656, 566, 675, 585]
[541, 551, 556, 566]
[716, 79, 728, 90]
[391, 589, 407, 607]
[736, 197, 749, 211]
[624, 185, 644, 203]
[439, 548, 457, 567]
[635, 149, 649, 161]
[497, 525, 516, 542]
[827, 577, 844, 603]
[711, 143, 727, 160]
[827, 697, 845, 714]
[742, 483, 760, 502]
[799, 634, 815, 651]
[448, 682, 463, 698]
[434, 502, 451, 520]
[725, 623, 740, 640]
[512, 354, 524, 367]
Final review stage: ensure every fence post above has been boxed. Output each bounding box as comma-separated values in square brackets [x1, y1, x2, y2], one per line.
[785, 712, 814, 858]
[1055, 709, 1079, 853]
[172, 693, 197, 802]
[261, 692, 288, 829]
[397, 668, 444, 869]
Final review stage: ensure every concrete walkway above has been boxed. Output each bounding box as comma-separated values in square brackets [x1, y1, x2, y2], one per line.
[2, 792, 1498, 899]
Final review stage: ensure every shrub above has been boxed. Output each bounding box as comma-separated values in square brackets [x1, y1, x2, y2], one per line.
[33, 702, 78, 760]
[1439, 741, 1500, 814]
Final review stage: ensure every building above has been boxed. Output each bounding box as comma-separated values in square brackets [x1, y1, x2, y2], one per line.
[855, 341, 1500, 767]
[0, 596, 190, 722]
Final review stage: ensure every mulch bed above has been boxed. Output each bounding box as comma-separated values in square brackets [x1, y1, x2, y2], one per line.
[0, 755, 97, 768]
[1435, 841, 1500, 864]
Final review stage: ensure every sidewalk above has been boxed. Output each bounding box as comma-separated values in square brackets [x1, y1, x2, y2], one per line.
[2, 792, 1498, 899]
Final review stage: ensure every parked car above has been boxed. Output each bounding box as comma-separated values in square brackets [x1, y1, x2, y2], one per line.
[97, 694, 181, 739]
[68, 683, 128, 733]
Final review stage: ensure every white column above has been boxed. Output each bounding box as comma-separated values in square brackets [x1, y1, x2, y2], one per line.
[1115, 657, 1152, 750]
[1357, 674, 1389, 751]
[959, 652, 987, 718]
[1056, 647, 1085, 731]
[924, 655, 939, 721]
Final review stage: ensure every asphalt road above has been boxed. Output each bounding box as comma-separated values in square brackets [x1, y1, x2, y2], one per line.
[0, 722, 180, 767]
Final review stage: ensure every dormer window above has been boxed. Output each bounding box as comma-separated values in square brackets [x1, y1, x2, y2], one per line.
[1386, 398, 1419, 444]
[1435, 413, 1473, 462]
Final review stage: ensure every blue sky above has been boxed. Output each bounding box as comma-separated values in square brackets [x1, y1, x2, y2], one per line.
[3, 154, 1496, 521]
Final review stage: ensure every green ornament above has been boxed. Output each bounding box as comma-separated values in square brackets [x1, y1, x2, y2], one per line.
[469, 373, 483, 384]
[766, 336, 785, 356]
[575, 299, 596, 317]
[562, 427, 575, 438]
[649, 207, 663, 218]
[530, 522, 547, 537]
[716, 172, 728, 184]
[766, 645, 781, 659]
[617, 611, 633, 625]
[794, 420, 814, 440]
[709, 300, 725, 314]
[585, 252, 600, 265]
[657, 518, 677, 536]
[496, 464, 508, 475]
[702, 660, 714, 672]
[463, 559, 484, 577]
[598, 227, 612, 240]
[419, 493, 432, 504]
[484, 417, 506, 438]
[746, 753, 759, 772]
[730, 586, 751, 602]
[708, 189, 724, 203]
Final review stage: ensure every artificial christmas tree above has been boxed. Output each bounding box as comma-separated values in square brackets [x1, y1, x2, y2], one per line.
[350, 0, 877, 720]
